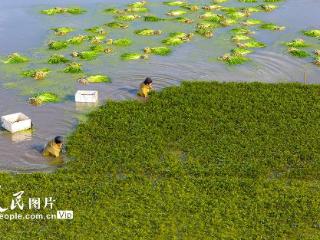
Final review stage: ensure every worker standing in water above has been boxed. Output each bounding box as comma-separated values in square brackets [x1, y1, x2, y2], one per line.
[138, 77, 153, 98]
[42, 136, 63, 158]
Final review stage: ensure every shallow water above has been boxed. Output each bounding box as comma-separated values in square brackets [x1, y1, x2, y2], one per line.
[0, 0, 319, 172]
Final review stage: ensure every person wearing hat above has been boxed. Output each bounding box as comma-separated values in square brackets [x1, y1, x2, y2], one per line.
[138, 77, 153, 98]
[42, 136, 63, 158]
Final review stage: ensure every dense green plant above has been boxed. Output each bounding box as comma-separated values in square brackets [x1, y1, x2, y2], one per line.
[48, 54, 70, 64]
[2, 82, 320, 238]
[3, 53, 29, 64]
[64, 62, 82, 73]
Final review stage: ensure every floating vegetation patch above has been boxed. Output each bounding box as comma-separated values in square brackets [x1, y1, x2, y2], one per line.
[203, 5, 223, 10]
[88, 35, 106, 44]
[107, 38, 133, 47]
[3, 53, 29, 64]
[167, 10, 187, 16]
[144, 46, 172, 56]
[260, 4, 278, 12]
[199, 12, 221, 22]
[195, 29, 214, 38]
[238, 0, 257, 3]
[260, 23, 285, 31]
[128, 1, 147, 8]
[232, 34, 253, 42]
[180, 4, 200, 11]
[242, 18, 264, 26]
[219, 17, 238, 27]
[22, 69, 50, 80]
[48, 41, 68, 50]
[314, 57, 320, 66]
[162, 32, 193, 46]
[64, 62, 83, 73]
[86, 75, 111, 83]
[135, 29, 162, 36]
[125, 7, 148, 13]
[51, 27, 74, 36]
[314, 50, 320, 56]
[218, 53, 250, 65]
[79, 51, 99, 60]
[197, 22, 217, 30]
[104, 8, 124, 14]
[41, 7, 86, 15]
[237, 40, 266, 48]
[89, 45, 113, 54]
[144, 15, 165, 22]
[29, 92, 60, 106]
[115, 15, 140, 21]
[231, 27, 255, 35]
[285, 39, 309, 48]
[121, 53, 148, 61]
[67, 35, 87, 45]
[106, 22, 129, 29]
[287, 48, 310, 58]
[173, 17, 193, 24]
[227, 11, 247, 19]
[303, 29, 320, 38]
[86, 26, 107, 35]
[231, 47, 253, 56]
[163, 1, 186, 6]
[48, 54, 70, 64]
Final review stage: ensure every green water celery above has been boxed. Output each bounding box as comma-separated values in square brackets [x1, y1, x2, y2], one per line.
[237, 40, 266, 48]
[41, 7, 86, 15]
[260, 4, 278, 11]
[48, 41, 68, 50]
[163, 1, 186, 6]
[107, 38, 133, 47]
[303, 29, 320, 38]
[51, 27, 74, 36]
[29, 92, 60, 105]
[162, 32, 193, 46]
[144, 15, 165, 22]
[287, 48, 310, 58]
[79, 51, 99, 60]
[67, 35, 87, 45]
[85, 75, 111, 83]
[64, 62, 82, 73]
[144, 46, 172, 56]
[285, 39, 309, 48]
[48, 54, 70, 64]
[106, 22, 129, 29]
[167, 10, 187, 16]
[260, 23, 285, 31]
[135, 29, 162, 36]
[3, 53, 29, 64]
[2, 82, 320, 238]
[218, 53, 250, 64]
[121, 53, 148, 60]
[22, 69, 50, 80]
[115, 15, 141, 21]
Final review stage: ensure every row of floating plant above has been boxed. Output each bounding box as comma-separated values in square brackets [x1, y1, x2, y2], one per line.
[283, 30, 320, 66]
[1, 0, 318, 105]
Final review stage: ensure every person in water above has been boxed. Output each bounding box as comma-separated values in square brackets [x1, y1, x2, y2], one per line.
[138, 77, 153, 98]
[42, 136, 63, 158]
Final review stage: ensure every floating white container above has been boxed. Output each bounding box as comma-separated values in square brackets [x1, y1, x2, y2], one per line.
[75, 90, 98, 103]
[1, 113, 32, 133]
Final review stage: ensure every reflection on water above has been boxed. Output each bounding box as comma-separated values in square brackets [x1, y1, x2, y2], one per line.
[0, 0, 320, 172]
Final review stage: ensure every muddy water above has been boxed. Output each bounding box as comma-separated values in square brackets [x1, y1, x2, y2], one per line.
[0, 0, 319, 172]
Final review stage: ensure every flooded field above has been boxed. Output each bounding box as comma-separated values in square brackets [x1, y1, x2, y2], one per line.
[0, 0, 319, 172]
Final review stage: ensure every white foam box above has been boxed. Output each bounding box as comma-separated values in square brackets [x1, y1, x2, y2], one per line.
[1, 113, 32, 133]
[75, 90, 98, 103]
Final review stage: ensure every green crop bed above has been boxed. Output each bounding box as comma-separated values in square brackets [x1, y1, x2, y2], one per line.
[1, 81, 320, 239]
